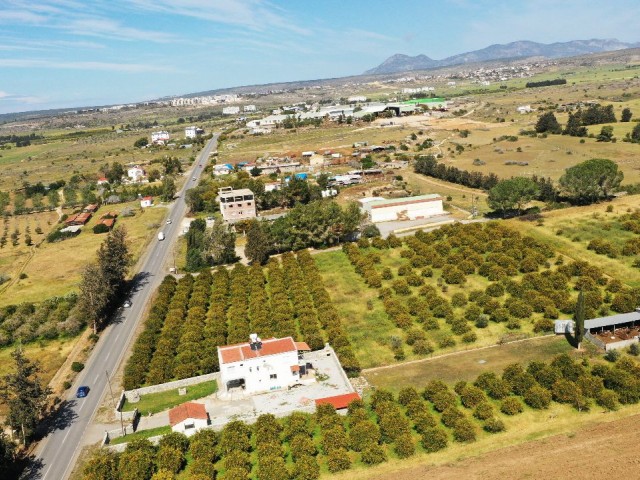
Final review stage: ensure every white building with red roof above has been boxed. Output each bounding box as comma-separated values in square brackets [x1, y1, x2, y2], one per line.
[168, 402, 209, 436]
[217, 334, 311, 395]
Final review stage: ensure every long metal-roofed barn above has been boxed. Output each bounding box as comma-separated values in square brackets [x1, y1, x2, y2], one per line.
[584, 309, 640, 351]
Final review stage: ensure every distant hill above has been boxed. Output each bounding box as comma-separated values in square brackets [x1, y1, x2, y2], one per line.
[364, 39, 640, 75]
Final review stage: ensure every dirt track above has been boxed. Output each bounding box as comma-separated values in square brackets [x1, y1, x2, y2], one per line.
[369, 413, 640, 480]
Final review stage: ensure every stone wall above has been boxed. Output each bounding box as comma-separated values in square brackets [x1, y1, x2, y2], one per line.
[122, 372, 220, 402]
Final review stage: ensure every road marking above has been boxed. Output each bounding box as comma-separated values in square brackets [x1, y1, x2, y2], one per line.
[94, 374, 100, 383]
[43, 464, 53, 479]
[114, 331, 121, 342]
[105, 351, 110, 362]
[62, 428, 71, 444]
[78, 400, 85, 413]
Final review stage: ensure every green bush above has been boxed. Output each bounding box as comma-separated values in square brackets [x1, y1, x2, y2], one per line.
[500, 397, 524, 415]
[483, 417, 506, 433]
[326, 448, 351, 472]
[420, 427, 448, 452]
[361, 443, 387, 465]
[596, 389, 619, 411]
[452, 418, 477, 442]
[71, 362, 84, 372]
[524, 385, 552, 409]
[394, 432, 416, 458]
[473, 402, 494, 420]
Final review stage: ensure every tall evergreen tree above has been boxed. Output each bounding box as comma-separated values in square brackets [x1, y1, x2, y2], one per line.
[98, 226, 131, 294]
[244, 219, 270, 265]
[535, 112, 562, 134]
[78, 263, 110, 334]
[206, 220, 237, 266]
[0, 348, 51, 444]
[563, 112, 587, 137]
[574, 290, 585, 349]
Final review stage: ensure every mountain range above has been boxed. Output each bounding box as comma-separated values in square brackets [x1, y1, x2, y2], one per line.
[364, 38, 640, 75]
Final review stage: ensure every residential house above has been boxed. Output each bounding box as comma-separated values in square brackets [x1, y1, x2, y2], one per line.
[243, 105, 256, 112]
[222, 106, 240, 115]
[169, 402, 209, 436]
[217, 187, 256, 222]
[151, 131, 170, 145]
[127, 166, 145, 182]
[185, 126, 204, 139]
[217, 335, 311, 395]
[140, 196, 153, 208]
[97, 177, 109, 186]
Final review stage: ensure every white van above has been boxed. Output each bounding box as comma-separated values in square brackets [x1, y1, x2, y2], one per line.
[158, 232, 165, 241]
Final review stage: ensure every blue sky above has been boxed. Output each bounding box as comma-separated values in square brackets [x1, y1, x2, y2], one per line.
[0, 0, 638, 114]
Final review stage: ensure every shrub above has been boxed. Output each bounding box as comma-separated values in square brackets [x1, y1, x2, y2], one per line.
[394, 432, 416, 458]
[596, 389, 619, 411]
[483, 418, 506, 433]
[413, 339, 434, 355]
[381, 267, 393, 280]
[524, 385, 552, 409]
[156, 446, 184, 474]
[462, 332, 478, 343]
[604, 349, 621, 362]
[158, 432, 190, 454]
[441, 407, 465, 428]
[361, 443, 387, 465]
[431, 390, 457, 412]
[500, 397, 524, 415]
[421, 427, 448, 452]
[452, 418, 477, 442]
[473, 402, 494, 420]
[451, 292, 468, 308]
[348, 421, 380, 452]
[293, 455, 320, 480]
[534, 318, 555, 333]
[326, 447, 351, 472]
[71, 362, 84, 372]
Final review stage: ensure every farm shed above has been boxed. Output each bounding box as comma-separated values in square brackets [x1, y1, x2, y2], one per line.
[169, 402, 209, 436]
[584, 310, 640, 351]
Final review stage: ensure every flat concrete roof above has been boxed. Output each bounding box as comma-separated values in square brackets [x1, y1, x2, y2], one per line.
[362, 194, 442, 208]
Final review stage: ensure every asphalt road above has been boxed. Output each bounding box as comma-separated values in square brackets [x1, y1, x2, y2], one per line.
[23, 134, 219, 480]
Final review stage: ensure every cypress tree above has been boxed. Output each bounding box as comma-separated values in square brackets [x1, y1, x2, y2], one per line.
[574, 290, 585, 349]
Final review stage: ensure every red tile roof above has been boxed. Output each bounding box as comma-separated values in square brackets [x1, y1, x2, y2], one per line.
[290, 365, 300, 372]
[142, 196, 153, 201]
[65, 212, 92, 225]
[168, 402, 207, 426]
[315, 392, 361, 410]
[295, 342, 311, 351]
[100, 218, 115, 228]
[219, 337, 297, 365]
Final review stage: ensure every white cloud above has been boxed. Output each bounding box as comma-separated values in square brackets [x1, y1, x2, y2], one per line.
[0, 58, 173, 73]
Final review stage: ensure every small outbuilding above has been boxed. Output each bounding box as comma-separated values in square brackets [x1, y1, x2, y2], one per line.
[140, 196, 153, 208]
[315, 392, 361, 413]
[169, 402, 209, 436]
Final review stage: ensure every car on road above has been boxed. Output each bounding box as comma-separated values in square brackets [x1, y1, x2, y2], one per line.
[76, 386, 90, 398]
[158, 232, 165, 241]
[192, 177, 196, 181]
[166, 219, 172, 224]
[123, 300, 132, 308]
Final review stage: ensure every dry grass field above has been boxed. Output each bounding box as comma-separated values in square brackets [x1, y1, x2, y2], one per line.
[0, 202, 167, 306]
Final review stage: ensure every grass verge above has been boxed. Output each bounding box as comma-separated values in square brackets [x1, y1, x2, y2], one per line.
[121, 380, 217, 414]
[109, 425, 171, 445]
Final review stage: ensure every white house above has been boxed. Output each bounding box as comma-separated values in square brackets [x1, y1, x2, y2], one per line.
[97, 177, 109, 186]
[243, 104, 256, 112]
[517, 105, 533, 114]
[222, 106, 240, 115]
[218, 335, 311, 394]
[359, 194, 445, 223]
[169, 402, 209, 436]
[264, 181, 282, 192]
[127, 165, 145, 182]
[185, 126, 204, 138]
[140, 196, 153, 208]
[348, 96, 367, 103]
[151, 131, 170, 144]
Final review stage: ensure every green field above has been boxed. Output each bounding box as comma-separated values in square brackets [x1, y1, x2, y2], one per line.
[121, 380, 217, 415]
[364, 335, 572, 392]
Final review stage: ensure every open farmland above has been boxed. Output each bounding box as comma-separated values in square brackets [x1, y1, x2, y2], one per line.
[122, 250, 360, 391]
[315, 222, 635, 369]
[0, 201, 167, 306]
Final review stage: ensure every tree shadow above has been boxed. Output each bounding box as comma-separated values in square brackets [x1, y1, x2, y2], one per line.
[565, 329, 579, 348]
[13, 455, 44, 480]
[34, 399, 79, 439]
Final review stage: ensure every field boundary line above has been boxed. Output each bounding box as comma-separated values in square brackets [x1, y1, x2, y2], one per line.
[362, 334, 556, 373]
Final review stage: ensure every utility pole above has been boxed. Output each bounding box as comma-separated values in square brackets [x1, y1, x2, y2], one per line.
[105, 370, 125, 436]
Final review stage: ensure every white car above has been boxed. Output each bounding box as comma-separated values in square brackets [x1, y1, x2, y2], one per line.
[166, 219, 172, 225]
[123, 300, 132, 308]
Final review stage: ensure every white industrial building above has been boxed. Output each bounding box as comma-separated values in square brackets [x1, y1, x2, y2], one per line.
[218, 187, 257, 222]
[243, 104, 256, 112]
[359, 194, 445, 223]
[151, 131, 170, 144]
[222, 106, 240, 115]
[218, 335, 311, 394]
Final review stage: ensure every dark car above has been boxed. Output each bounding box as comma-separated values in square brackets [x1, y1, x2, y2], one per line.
[76, 386, 90, 398]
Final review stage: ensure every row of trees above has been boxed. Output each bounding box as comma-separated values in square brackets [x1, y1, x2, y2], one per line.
[94, 349, 640, 479]
[414, 155, 500, 191]
[486, 158, 624, 213]
[341, 222, 634, 358]
[125, 250, 360, 389]
[78, 226, 131, 334]
[244, 200, 364, 265]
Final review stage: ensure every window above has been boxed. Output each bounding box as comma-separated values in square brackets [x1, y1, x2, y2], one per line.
[184, 422, 195, 430]
[270, 374, 277, 380]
